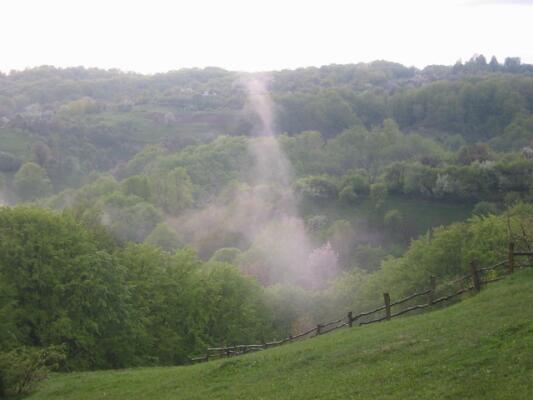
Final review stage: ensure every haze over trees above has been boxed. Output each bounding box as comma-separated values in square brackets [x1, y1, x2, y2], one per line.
[1, 55, 533, 396]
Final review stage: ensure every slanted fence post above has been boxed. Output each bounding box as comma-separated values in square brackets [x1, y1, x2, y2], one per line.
[508, 242, 515, 274]
[383, 293, 391, 321]
[429, 275, 436, 305]
[348, 311, 353, 328]
[470, 260, 481, 291]
[316, 324, 323, 335]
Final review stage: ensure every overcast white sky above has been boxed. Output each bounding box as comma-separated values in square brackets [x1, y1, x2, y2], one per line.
[1, 0, 532, 74]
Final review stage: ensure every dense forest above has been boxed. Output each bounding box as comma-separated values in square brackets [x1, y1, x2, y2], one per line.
[1, 55, 533, 395]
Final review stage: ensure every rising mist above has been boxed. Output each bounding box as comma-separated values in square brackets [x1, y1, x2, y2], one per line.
[169, 74, 339, 289]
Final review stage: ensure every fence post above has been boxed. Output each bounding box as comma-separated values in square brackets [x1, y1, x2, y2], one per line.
[383, 293, 391, 321]
[508, 242, 515, 274]
[470, 260, 481, 291]
[316, 324, 322, 335]
[429, 275, 436, 305]
[348, 311, 353, 328]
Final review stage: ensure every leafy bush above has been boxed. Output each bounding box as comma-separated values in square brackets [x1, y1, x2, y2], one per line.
[473, 201, 499, 216]
[351, 203, 533, 311]
[0, 346, 65, 397]
[295, 175, 339, 202]
[339, 185, 359, 204]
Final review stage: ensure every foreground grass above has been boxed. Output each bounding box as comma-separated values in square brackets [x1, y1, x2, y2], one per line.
[29, 270, 533, 399]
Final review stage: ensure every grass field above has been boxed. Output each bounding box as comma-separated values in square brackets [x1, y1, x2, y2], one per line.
[27, 269, 533, 399]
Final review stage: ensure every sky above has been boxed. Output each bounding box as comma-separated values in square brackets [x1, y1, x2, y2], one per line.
[1, 0, 532, 74]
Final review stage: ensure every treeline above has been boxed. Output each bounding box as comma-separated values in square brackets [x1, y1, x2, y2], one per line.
[293, 202, 533, 330]
[38, 122, 533, 245]
[1, 202, 530, 385]
[0, 206, 277, 371]
[1, 56, 532, 198]
[275, 72, 533, 143]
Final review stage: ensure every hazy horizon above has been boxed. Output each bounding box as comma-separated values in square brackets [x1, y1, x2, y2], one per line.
[1, 0, 532, 75]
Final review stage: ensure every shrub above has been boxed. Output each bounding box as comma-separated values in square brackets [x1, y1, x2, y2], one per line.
[339, 186, 358, 204]
[473, 201, 499, 216]
[0, 346, 65, 397]
[295, 175, 339, 201]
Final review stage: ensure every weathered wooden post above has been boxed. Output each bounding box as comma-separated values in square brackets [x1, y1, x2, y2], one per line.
[508, 242, 515, 274]
[470, 260, 481, 291]
[316, 324, 322, 335]
[383, 293, 391, 321]
[429, 275, 436, 305]
[348, 311, 353, 328]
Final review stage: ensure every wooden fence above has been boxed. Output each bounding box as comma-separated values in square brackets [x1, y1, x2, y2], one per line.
[190, 243, 533, 363]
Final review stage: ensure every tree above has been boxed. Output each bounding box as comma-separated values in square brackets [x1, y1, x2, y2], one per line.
[149, 167, 194, 214]
[145, 223, 182, 252]
[196, 262, 271, 346]
[489, 56, 499, 71]
[105, 202, 163, 243]
[370, 183, 388, 210]
[31, 142, 52, 167]
[456, 144, 490, 165]
[504, 57, 521, 72]
[339, 171, 370, 204]
[295, 175, 339, 202]
[0, 151, 22, 173]
[114, 244, 201, 364]
[0, 346, 65, 397]
[14, 162, 52, 201]
[473, 201, 499, 216]
[0, 207, 139, 369]
[121, 175, 151, 201]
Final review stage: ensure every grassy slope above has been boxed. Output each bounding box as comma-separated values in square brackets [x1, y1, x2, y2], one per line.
[29, 270, 533, 400]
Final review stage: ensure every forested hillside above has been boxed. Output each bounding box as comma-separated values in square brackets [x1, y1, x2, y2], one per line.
[24, 268, 533, 400]
[1, 55, 532, 196]
[1, 56, 533, 397]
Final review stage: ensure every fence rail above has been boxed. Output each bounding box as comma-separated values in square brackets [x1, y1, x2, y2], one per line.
[190, 245, 533, 363]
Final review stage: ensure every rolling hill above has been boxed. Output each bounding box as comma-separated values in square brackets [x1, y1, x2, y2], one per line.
[27, 268, 533, 400]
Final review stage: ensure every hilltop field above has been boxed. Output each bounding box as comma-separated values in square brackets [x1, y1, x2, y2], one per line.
[28, 269, 533, 400]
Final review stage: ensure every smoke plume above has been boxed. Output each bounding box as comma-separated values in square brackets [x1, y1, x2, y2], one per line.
[236, 74, 339, 288]
[170, 74, 339, 289]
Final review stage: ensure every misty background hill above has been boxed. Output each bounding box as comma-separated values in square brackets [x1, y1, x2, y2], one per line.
[1, 56, 533, 397]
